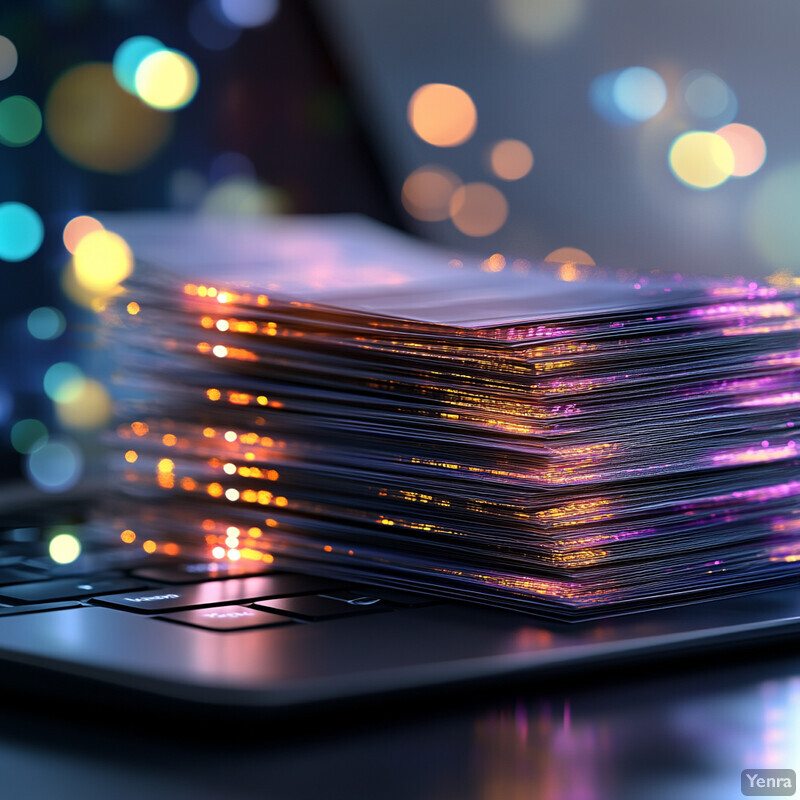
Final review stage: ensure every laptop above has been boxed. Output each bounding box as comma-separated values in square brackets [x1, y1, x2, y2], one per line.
[0, 0, 797, 716]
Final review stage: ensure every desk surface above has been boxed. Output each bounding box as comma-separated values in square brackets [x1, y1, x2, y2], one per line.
[0, 647, 797, 800]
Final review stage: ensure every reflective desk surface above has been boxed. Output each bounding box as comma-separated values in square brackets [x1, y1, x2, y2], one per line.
[1, 643, 798, 800]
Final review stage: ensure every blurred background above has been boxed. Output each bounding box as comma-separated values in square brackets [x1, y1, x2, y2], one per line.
[1, 0, 798, 498]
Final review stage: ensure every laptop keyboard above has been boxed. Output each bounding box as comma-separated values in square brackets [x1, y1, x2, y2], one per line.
[0, 544, 441, 632]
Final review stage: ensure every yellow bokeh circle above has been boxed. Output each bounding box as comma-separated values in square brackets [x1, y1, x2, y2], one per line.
[135, 50, 198, 110]
[669, 131, 735, 189]
[73, 230, 133, 294]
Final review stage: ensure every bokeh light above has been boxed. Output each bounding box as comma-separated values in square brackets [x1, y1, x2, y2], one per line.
[591, 67, 666, 125]
[28, 307, 66, 340]
[54, 378, 112, 430]
[449, 182, 508, 236]
[218, 0, 279, 27]
[668, 131, 735, 189]
[681, 70, 737, 125]
[407, 83, 477, 147]
[494, 0, 587, 45]
[0, 36, 18, 81]
[10, 419, 48, 454]
[489, 139, 534, 180]
[715, 123, 766, 177]
[0, 96, 43, 147]
[73, 229, 133, 294]
[747, 162, 800, 269]
[589, 70, 631, 126]
[0, 202, 44, 261]
[49, 531, 81, 564]
[612, 67, 667, 122]
[46, 63, 174, 173]
[135, 49, 199, 110]
[190, 2, 241, 50]
[544, 247, 596, 265]
[112, 36, 163, 94]
[43, 362, 84, 403]
[401, 165, 462, 221]
[25, 438, 83, 493]
[63, 215, 104, 254]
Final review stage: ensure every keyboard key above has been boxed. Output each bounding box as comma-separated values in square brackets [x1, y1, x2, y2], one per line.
[92, 573, 348, 614]
[252, 593, 389, 621]
[131, 560, 274, 584]
[0, 576, 148, 605]
[346, 585, 441, 607]
[158, 605, 293, 631]
[0, 601, 82, 616]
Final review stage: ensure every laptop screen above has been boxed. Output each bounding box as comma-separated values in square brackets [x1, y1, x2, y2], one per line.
[317, 0, 800, 280]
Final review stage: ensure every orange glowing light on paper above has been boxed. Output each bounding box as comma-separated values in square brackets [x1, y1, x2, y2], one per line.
[120, 529, 136, 543]
[262, 553, 274, 563]
[407, 83, 477, 147]
[200, 316, 213, 328]
[401, 165, 462, 221]
[489, 139, 534, 180]
[162, 433, 177, 446]
[275, 496, 288, 507]
[207, 388, 221, 400]
[266, 518, 278, 527]
[449, 183, 508, 236]
[558, 263, 579, 281]
[203, 427, 215, 438]
[142, 539, 157, 553]
[248, 527, 262, 538]
[715, 123, 766, 177]
[180, 477, 197, 490]
[124, 450, 138, 463]
[131, 421, 149, 436]
[207, 482, 223, 497]
[126, 301, 140, 315]
[163, 543, 180, 556]
[157, 458, 174, 472]
[63, 215, 104, 254]
[481, 253, 506, 272]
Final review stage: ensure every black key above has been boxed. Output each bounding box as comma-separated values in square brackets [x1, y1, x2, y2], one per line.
[346, 585, 442, 607]
[92, 573, 347, 614]
[0, 576, 148, 605]
[0, 601, 82, 616]
[132, 560, 274, 584]
[158, 605, 293, 631]
[252, 594, 389, 621]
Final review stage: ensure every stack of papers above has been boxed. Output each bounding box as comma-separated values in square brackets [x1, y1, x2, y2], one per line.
[102, 214, 800, 618]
